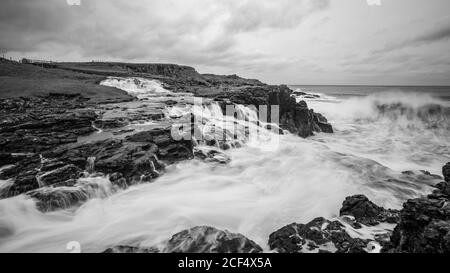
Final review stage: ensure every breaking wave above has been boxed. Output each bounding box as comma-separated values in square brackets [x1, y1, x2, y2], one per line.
[311, 91, 449, 129]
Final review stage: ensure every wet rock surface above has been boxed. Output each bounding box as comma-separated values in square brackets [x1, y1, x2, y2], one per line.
[0, 94, 97, 154]
[384, 162, 450, 253]
[268, 195, 399, 253]
[213, 85, 333, 138]
[104, 226, 263, 253]
[268, 217, 370, 253]
[340, 195, 400, 226]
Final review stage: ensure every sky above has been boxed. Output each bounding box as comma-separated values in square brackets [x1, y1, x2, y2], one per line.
[0, 0, 449, 85]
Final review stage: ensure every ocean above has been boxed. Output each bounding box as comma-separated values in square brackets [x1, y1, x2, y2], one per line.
[0, 82, 449, 252]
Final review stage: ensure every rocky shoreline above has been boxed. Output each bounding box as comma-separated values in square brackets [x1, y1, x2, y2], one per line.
[104, 163, 450, 253]
[1, 60, 448, 253]
[0, 61, 333, 207]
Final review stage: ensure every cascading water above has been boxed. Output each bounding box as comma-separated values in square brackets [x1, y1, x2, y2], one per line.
[0, 80, 448, 253]
[86, 157, 96, 174]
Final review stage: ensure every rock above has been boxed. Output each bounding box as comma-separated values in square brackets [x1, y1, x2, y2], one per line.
[443, 162, 450, 182]
[103, 246, 159, 253]
[163, 226, 262, 253]
[386, 163, 450, 253]
[37, 164, 82, 187]
[0, 153, 14, 167]
[312, 113, 334, 133]
[268, 217, 369, 253]
[112, 129, 135, 136]
[1, 128, 194, 202]
[27, 184, 90, 212]
[194, 148, 231, 164]
[103, 226, 262, 253]
[94, 118, 129, 129]
[214, 85, 333, 138]
[0, 95, 97, 153]
[0, 155, 41, 198]
[340, 195, 400, 226]
[126, 128, 194, 164]
[45, 128, 193, 185]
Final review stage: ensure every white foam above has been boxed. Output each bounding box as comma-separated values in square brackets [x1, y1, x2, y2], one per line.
[100, 77, 173, 99]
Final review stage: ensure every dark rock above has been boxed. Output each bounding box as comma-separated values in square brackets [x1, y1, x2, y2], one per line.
[125, 128, 194, 164]
[163, 226, 262, 253]
[194, 148, 231, 164]
[37, 164, 82, 187]
[0, 153, 14, 167]
[103, 246, 159, 253]
[443, 162, 450, 182]
[268, 217, 369, 253]
[103, 226, 262, 253]
[0, 95, 97, 153]
[340, 195, 400, 226]
[94, 118, 129, 129]
[386, 163, 450, 253]
[214, 85, 333, 138]
[27, 185, 90, 212]
[112, 129, 135, 136]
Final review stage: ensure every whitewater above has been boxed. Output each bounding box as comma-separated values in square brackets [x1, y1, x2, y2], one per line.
[0, 78, 449, 252]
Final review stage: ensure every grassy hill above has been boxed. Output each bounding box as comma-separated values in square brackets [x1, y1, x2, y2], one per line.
[0, 58, 134, 103]
[0, 58, 266, 101]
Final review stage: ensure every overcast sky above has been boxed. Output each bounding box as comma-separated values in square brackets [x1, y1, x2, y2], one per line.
[1, 0, 449, 85]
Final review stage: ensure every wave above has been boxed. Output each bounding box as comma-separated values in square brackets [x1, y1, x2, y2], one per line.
[313, 91, 450, 130]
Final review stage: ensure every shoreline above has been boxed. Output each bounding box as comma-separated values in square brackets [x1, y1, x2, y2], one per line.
[0, 59, 449, 253]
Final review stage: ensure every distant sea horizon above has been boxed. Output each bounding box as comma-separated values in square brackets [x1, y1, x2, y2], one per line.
[288, 85, 450, 101]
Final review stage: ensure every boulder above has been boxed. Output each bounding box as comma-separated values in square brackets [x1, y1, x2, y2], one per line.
[268, 217, 369, 253]
[443, 162, 450, 182]
[340, 195, 400, 226]
[163, 226, 262, 253]
[104, 226, 262, 253]
[37, 164, 82, 187]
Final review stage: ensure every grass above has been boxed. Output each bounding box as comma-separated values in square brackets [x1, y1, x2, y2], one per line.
[0, 58, 134, 103]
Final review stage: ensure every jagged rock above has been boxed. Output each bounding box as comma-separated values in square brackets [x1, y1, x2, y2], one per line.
[103, 246, 159, 253]
[0, 155, 41, 197]
[26, 177, 114, 212]
[27, 184, 90, 212]
[214, 85, 333, 138]
[0, 128, 194, 201]
[104, 226, 262, 253]
[163, 226, 262, 253]
[268, 217, 370, 253]
[37, 164, 82, 187]
[126, 128, 194, 164]
[0, 95, 97, 153]
[313, 113, 334, 133]
[194, 148, 231, 164]
[386, 162, 450, 253]
[340, 195, 400, 226]
[443, 163, 450, 182]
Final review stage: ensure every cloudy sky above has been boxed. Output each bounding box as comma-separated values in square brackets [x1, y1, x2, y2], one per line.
[1, 0, 449, 85]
